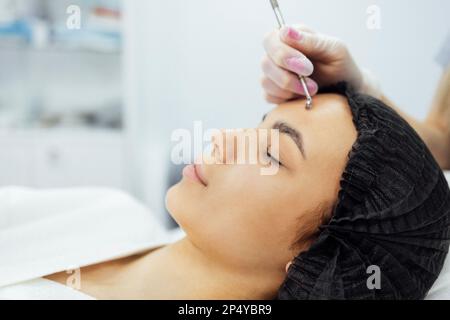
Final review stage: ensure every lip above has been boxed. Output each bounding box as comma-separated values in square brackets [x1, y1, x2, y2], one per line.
[182, 164, 208, 186]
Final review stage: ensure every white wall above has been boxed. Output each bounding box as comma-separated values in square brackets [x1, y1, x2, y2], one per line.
[123, 0, 450, 222]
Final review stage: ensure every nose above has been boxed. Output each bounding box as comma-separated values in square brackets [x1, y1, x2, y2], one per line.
[211, 129, 230, 164]
[211, 129, 262, 165]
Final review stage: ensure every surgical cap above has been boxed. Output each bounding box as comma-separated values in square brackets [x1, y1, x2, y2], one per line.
[278, 83, 450, 300]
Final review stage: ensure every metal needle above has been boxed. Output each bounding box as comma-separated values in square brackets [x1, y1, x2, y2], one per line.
[269, 0, 313, 110]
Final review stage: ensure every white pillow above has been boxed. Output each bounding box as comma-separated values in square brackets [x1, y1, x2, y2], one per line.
[426, 171, 450, 300]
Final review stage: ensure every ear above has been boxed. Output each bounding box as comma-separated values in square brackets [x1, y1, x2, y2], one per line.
[285, 261, 292, 273]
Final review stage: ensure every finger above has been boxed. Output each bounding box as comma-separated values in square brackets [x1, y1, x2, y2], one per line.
[261, 56, 318, 95]
[264, 93, 287, 105]
[261, 76, 297, 101]
[291, 24, 317, 34]
[298, 76, 319, 96]
[280, 26, 342, 60]
[263, 30, 314, 77]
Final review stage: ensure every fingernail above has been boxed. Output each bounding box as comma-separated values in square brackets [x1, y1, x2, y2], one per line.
[294, 79, 318, 95]
[282, 27, 302, 41]
[286, 57, 314, 76]
[307, 80, 318, 95]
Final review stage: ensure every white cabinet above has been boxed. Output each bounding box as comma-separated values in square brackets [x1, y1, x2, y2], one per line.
[0, 135, 34, 186]
[0, 129, 125, 189]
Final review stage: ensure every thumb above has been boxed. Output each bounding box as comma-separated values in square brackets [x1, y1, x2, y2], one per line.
[280, 26, 341, 60]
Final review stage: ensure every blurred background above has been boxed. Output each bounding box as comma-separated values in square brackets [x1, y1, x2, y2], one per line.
[0, 0, 449, 226]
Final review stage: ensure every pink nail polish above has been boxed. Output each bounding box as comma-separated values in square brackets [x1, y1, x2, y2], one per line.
[294, 78, 317, 95]
[286, 57, 313, 76]
[307, 81, 318, 94]
[286, 27, 302, 41]
[294, 81, 306, 94]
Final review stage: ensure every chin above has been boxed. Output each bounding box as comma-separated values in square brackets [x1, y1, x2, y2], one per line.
[166, 177, 209, 232]
[165, 181, 193, 228]
[165, 183, 181, 218]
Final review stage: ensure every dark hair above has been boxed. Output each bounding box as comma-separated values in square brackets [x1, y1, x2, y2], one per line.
[278, 83, 450, 300]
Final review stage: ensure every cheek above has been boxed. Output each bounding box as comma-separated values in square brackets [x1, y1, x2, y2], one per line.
[165, 168, 258, 236]
[294, 152, 343, 210]
[167, 165, 307, 268]
[201, 183, 302, 269]
[208, 167, 285, 213]
[206, 169, 303, 247]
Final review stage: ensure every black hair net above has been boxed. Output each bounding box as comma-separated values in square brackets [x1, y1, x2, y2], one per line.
[278, 83, 450, 300]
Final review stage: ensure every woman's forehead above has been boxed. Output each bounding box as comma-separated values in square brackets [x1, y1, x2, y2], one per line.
[263, 94, 357, 161]
[267, 94, 354, 127]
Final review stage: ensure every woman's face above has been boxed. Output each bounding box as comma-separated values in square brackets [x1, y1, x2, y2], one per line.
[166, 93, 357, 274]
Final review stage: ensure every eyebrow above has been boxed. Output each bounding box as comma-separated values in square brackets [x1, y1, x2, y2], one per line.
[272, 121, 306, 159]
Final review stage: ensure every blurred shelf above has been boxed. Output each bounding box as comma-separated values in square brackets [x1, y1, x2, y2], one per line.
[0, 127, 123, 138]
[0, 127, 126, 189]
[0, 1, 125, 189]
[0, 120, 124, 133]
[0, 42, 122, 56]
[0, 0, 123, 55]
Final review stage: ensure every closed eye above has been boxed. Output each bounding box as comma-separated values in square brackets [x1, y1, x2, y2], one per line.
[267, 149, 282, 166]
[261, 113, 306, 159]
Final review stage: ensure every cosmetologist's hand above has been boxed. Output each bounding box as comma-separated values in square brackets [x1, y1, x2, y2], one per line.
[261, 25, 379, 104]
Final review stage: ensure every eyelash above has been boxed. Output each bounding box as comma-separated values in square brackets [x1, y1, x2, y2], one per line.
[267, 149, 282, 166]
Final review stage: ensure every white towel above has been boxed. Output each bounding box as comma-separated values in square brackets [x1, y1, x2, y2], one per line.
[0, 187, 185, 290]
[0, 278, 96, 300]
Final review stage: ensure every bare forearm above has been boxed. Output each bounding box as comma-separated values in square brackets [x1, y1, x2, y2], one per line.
[426, 68, 450, 168]
[380, 90, 450, 170]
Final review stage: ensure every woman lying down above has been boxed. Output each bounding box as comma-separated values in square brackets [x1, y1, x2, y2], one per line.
[1, 83, 450, 300]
